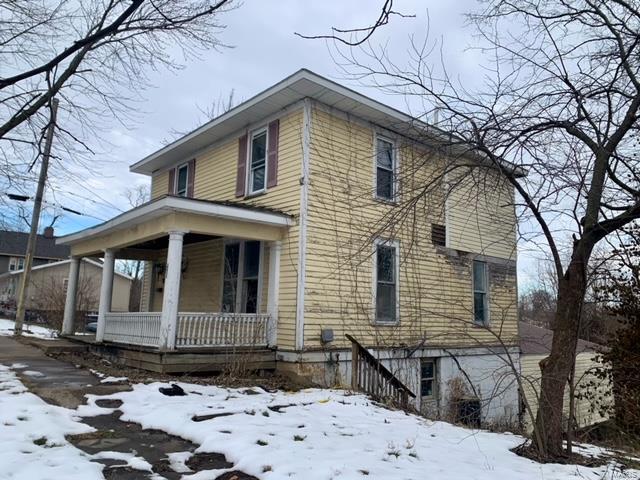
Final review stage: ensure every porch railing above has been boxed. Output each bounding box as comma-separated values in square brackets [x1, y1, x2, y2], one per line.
[176, 312, 270, 348]
[103, 312, 162, 347]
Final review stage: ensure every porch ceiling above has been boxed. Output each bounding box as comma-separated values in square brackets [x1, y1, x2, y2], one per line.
[57, 195, 293, 257]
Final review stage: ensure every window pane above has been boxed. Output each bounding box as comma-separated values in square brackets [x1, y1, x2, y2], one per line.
[421, 361, 434, 379]
[473, 261, 486, 292]
[244, 241, 261, 278]
[177, 165, 188, 195]
[376, 168, 393, 199]
[251, 165, 265, 192]
[474, 292, 486, 324]
[222, 280, 236, 313]
[243, 279, 259, 314]
[376, 138, 393, 169]
[377, 245, 395, 283]
[251, 132, 267, 167]
[224, 244, 239, 277]
[376, 283, 396, 322]
[222, 243, 240, 313]
[421, 379, 433, 397]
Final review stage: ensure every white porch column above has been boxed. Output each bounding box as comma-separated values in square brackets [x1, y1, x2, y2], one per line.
[266, 240, 281, 347]
[159, 231, 186, 351]
[61, 257, 81, 335]
[96, 249, 115, 342]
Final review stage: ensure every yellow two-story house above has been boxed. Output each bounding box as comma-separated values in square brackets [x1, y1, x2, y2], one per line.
[59, 70, 520, 424]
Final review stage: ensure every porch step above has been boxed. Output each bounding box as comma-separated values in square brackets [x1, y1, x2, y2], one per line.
[86, 342, 276, 374]
[22, 337, 89, 355]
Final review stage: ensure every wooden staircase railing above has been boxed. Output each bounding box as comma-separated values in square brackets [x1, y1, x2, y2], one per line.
[346, 334, 416, 408]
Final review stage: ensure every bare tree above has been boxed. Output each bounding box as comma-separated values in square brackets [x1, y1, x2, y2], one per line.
[321, 0, 640, 459]
[0, 0, 235, 229]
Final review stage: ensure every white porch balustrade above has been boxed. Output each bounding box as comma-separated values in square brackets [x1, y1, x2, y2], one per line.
[101, 312, 270, 349]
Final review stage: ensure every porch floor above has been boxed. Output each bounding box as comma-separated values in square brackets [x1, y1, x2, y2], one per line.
[64, 335, 277, 374]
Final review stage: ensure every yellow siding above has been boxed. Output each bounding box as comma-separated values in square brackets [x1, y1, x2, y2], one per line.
[447, 169, 517, 259]
[303, 106, 518, 349]
[143, 109, 303, 348]
[521, 352, 612, 432]
[146, 238, 272, 316]
[151, 170, 169, 200]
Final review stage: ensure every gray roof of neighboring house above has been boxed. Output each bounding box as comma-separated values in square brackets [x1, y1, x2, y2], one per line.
[519, 321, 602, 355]
[0, 230, 70, 260]
[0, 258, 132, 281]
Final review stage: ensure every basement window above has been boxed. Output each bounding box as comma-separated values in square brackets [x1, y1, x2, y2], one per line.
[420, 359, 436, 397]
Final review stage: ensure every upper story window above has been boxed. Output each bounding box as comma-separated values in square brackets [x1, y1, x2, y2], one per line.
[473, 260, 489, 325]
[374, 240, 399, 324]
[375, 136, 396, 201]
[176, 163, 189, 197]
[249, 130, 267, 194]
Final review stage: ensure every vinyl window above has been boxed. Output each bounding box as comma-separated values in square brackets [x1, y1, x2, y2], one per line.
[175, 164, 189, 197]
[375, 137, 396, 200]
[375, 241, 398, 323]
[473, 260, 489, 325]
[249, 130, 267, 194]
[221, 241, 262, 313]
[9, 257, 24, 271]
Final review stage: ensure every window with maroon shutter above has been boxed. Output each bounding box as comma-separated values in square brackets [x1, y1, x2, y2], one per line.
[176, 164, 189, 197]
[267, 119, 279, 188]
[168, 168, 176, 195]
[236, 134, 248, 197]
[186, 158, 196, 197]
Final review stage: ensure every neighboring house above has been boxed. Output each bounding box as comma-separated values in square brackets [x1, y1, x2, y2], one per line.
[519, 322, 611, 432]
[0, 258, 132, 315]
[57, 70, 520, 424]
[0, 227, 70, 274]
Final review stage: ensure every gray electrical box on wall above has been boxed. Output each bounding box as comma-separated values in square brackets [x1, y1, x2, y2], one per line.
[320, 328, 334, 343]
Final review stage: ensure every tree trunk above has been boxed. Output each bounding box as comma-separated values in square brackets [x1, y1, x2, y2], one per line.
[533, 253, 588, 458]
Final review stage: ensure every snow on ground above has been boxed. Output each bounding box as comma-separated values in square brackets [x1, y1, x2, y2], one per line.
[0, 365, 102, 480]
[0, 318, 58, 340]
[82, 382, 639, 480]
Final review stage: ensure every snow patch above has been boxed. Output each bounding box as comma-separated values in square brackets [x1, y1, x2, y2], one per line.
[0, 364, 102, 479]
[92, 382, 638, 480]
[0, 318, 57, 340]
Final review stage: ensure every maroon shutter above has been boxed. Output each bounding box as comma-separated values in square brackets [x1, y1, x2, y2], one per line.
[168, 168, 176, 195]
[187, 159, 196, 197]
[267, 119, 280, 188]
[236, 134, 248, 197]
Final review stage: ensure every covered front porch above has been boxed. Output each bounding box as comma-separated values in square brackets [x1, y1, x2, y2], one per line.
[58, 195, 292, 353]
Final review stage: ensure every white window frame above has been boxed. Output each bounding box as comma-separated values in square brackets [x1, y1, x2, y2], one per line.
[247, 127, 269, 195]
[9, 257, 23, 271]
[174, 162, 189, 197]
[373, 133, 398, 202]
[372, 238, 400, 325]
[472, 260, 490, 326]
[220, 239, 264, 314]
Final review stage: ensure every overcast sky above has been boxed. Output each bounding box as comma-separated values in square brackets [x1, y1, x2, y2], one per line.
[35, 0, 541, 287]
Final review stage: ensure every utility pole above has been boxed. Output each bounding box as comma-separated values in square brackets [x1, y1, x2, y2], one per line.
[14, 98, 59, 335]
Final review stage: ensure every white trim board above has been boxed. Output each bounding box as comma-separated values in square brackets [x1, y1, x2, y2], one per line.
[57, 196, 293, 246]
[295, 98, 312, 351]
